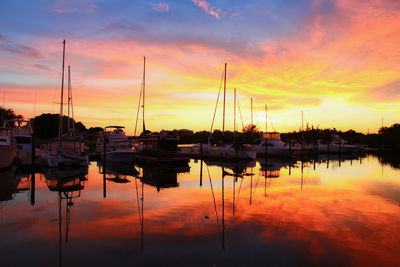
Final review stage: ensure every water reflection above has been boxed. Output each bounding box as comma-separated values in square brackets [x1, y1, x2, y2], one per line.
[139, 165, 190, 191]
[43, 167, 87, 267]
[1, 153, 400, 266]
[98, 161, 139, 183]
[0, 168, 17, 202]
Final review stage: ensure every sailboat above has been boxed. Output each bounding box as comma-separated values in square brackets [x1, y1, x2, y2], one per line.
[0, 122, 16, 169]
[40, 40, 88, 167]
[201, 63, 256, 160]
[135, 57, 190, 166]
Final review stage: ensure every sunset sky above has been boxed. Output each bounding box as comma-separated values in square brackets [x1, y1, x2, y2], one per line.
[1, 0, 399, 134]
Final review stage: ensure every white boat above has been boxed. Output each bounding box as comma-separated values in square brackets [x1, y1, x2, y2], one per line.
[40, 40, 88, 167]
[202, 143, 256, 160]
[315, 135, 363, 154]
[256, 132, 294, 157]
[5, 119, 33, 165]
[0, 125, 16, 169]
[201, 63, 256, 161]
[96, 126, 136, 162]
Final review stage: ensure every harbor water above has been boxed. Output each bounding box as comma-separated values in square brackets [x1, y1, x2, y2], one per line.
[1, 153, 399, 266]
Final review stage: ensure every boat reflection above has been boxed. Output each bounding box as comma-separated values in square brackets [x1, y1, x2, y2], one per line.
[97, 160, 139, 183]
[0, 168, 17, 203]
[138, 164, 190, 191]
[43, 167, 87, 267]
[204, 159, 256, 177]
[257, 157, 294, 178]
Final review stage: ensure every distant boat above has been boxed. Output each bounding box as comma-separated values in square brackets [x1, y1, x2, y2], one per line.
[314, 135, 363, 154]
[201, 63, 256, 160]
[0, 123, 16, 169]
[40, 40, 88, 167]
[96, 126, 137, 162]
[134, 57, 190, 167]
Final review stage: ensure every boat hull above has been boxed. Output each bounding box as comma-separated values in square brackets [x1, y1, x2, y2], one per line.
[202, 145, 257, 160]
[41, 149, 89, 168]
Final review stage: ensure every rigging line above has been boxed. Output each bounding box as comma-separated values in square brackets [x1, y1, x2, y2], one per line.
[268, 112, 276, 132]
[252, 99, 263, 137]
[134, 177, 142, 218]
[235, 176, 244, 211]
[209, 69, 225, 135]
[134, 83, 143, 137]
[206, 165, 222, 240]
[236, 95, 245, 131]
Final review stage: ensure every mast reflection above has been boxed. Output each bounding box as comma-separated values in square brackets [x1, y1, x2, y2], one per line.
[43, 167, 87, 267]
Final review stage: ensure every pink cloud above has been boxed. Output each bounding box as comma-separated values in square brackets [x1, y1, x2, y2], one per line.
[151, 2, 169, 12]
[230, 12, 241, 18]
[191, 0, 222, 19]
[51, 0, 98, 14]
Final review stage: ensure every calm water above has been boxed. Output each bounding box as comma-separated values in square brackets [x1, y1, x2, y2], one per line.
[1, 154, 400, 266]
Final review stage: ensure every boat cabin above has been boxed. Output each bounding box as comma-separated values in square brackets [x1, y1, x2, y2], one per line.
[262, 132, 281, 141]
[48, 137, 86, 156]
[0, 127, 14, 146]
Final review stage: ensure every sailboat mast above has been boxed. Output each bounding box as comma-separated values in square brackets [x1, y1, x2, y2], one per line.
[223, 63, 227, 133]
[67, 65, 71, 133]
[251, 98, 253, 125]
[59, 40, 66, 138]
[142, 56, 146, 135]
[265, 104, 268, 133]
[234, 88, 236, 133]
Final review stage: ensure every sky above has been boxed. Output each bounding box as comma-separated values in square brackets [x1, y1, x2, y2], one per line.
[0, 0, 399, 134]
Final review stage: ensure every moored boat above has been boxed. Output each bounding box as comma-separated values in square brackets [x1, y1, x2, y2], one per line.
[0, 125, 16, 169]
[40, 41, 88, 167]
[96, 126, 137, 162]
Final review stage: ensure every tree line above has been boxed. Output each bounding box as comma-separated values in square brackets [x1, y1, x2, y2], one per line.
[1, 107, 399, 149]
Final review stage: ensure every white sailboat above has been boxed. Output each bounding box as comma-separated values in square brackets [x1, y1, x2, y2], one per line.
[202, 63, 256, 160]
[0, 123, 16, 169]
[40, 40, 88, 167]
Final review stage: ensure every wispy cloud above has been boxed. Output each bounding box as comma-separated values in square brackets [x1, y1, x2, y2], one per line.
[191, 0, 222, 19]
[0, 34, 45, 59]
[230, 12, 241, 18]
[51, 0, 98, 14]
[151, 2, 169, 12]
